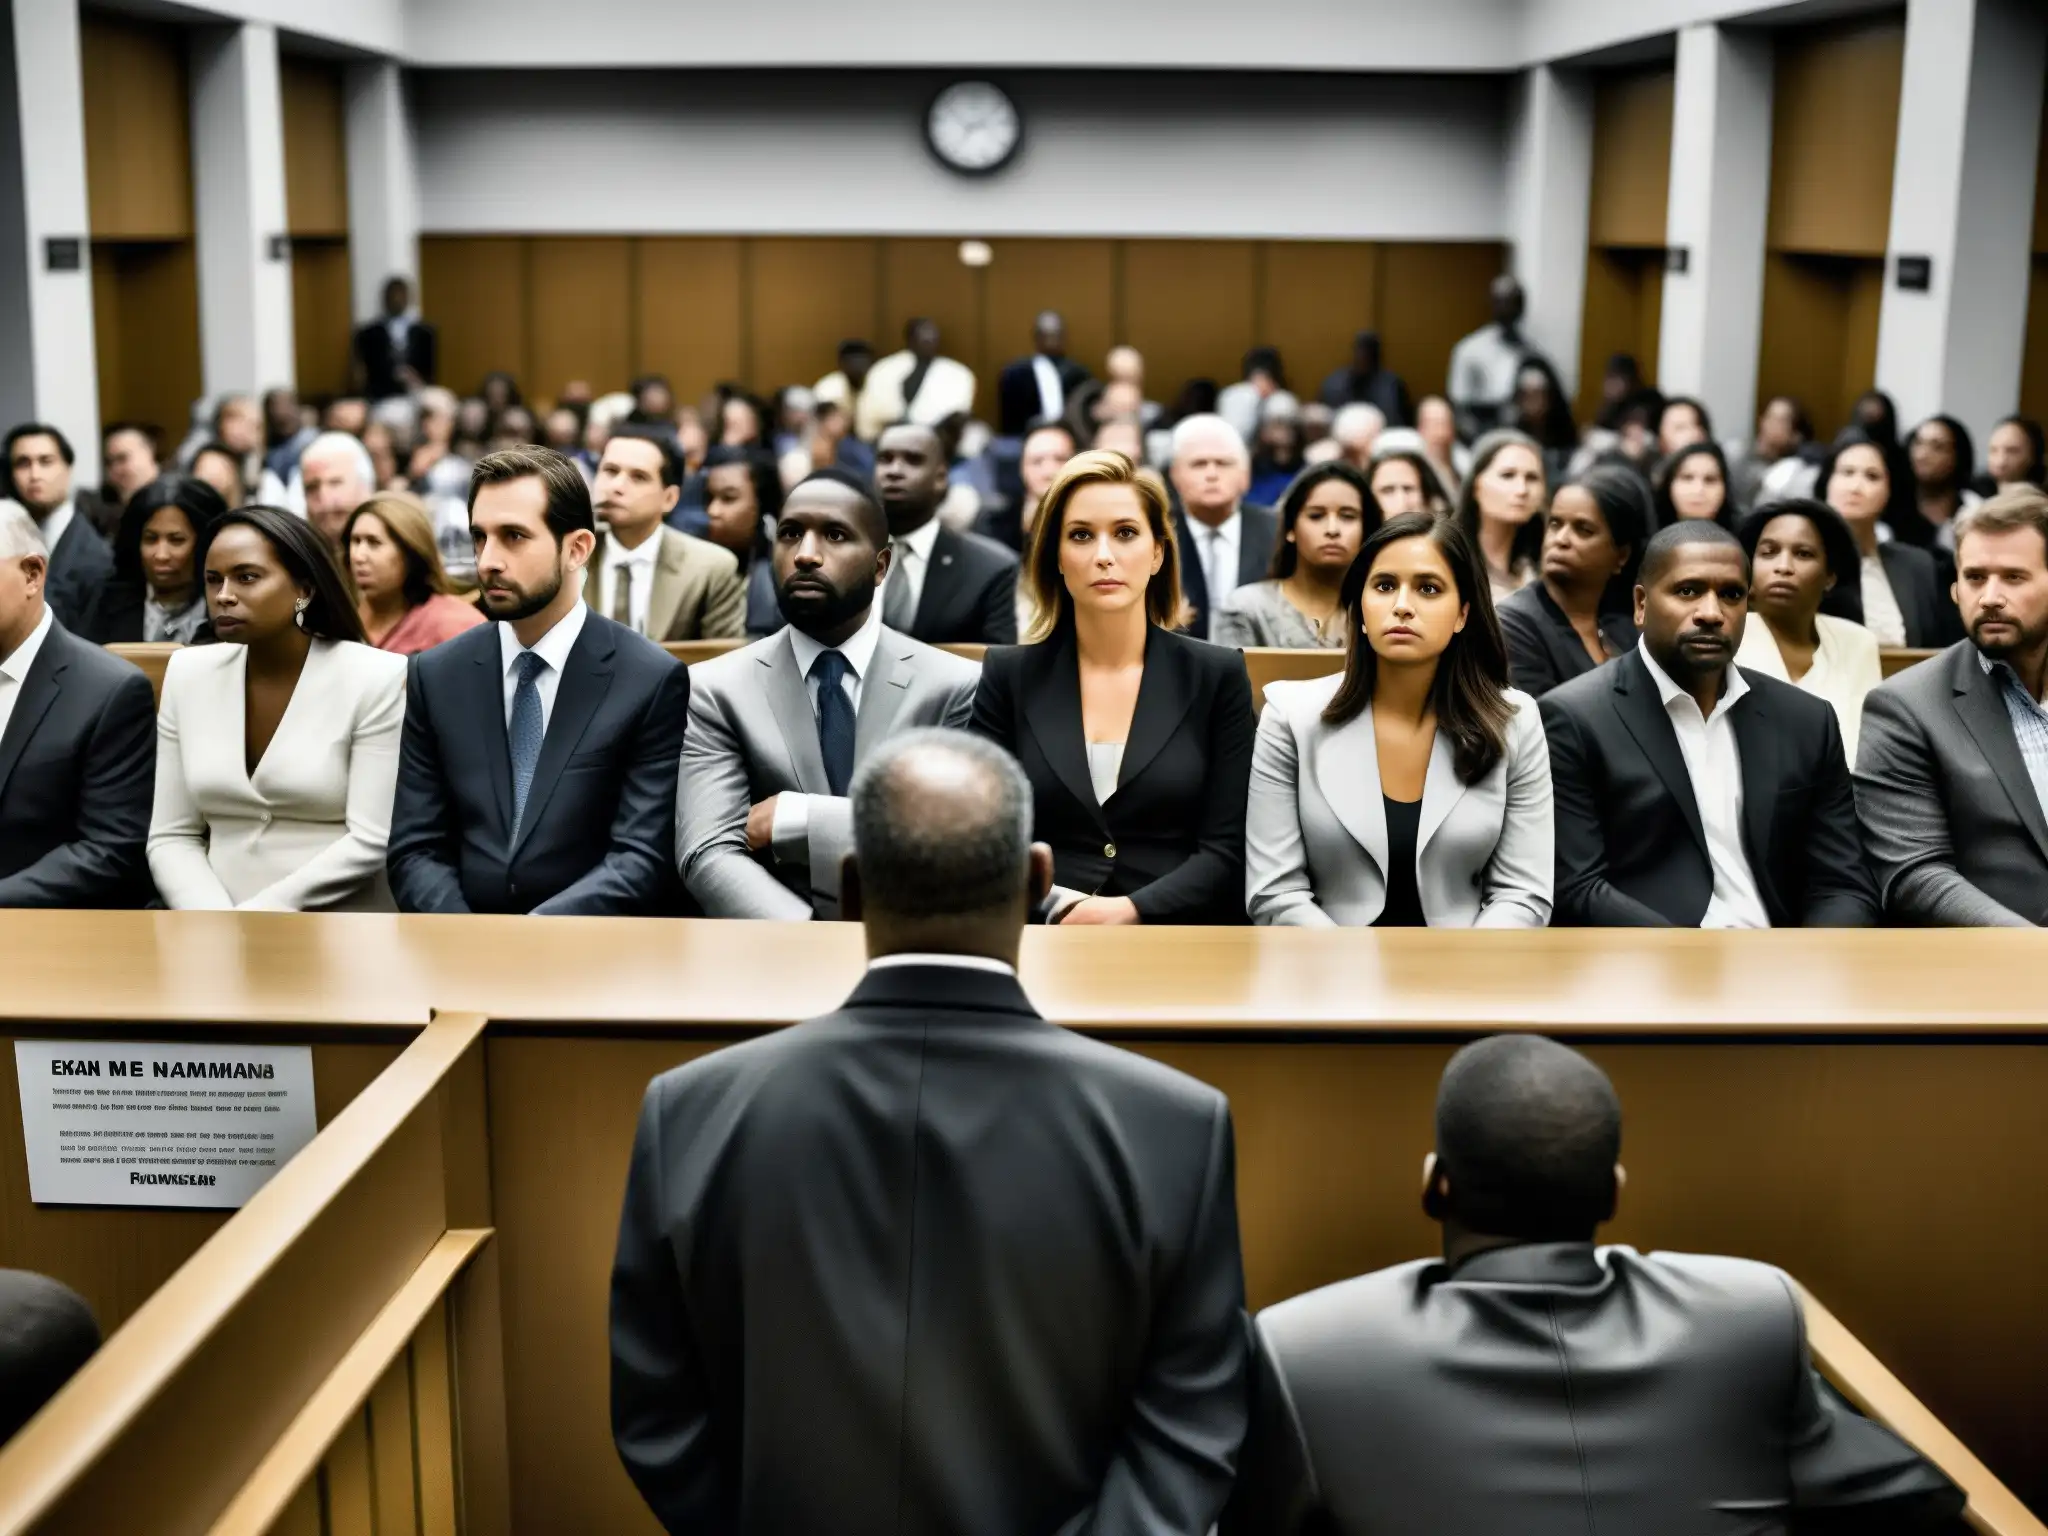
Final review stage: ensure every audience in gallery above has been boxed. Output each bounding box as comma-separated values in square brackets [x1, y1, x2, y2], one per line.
[148, 505, 407, 913]
[810, 337, 877, 435]
[187, 439, 248, 509]
[1246, 512, 1553, 928]
[1540, 522, 1878, 928]
[1656, 394, 1713, 458]
[1819, 430, 1960, 650]
[587, 427, 747, 643]
[1213, 462, 1374, 651]
[1169, 414, 1276, 641]
[1508, 356, 1578, 488]
[1855, 487, 2048, 928]
[1981, 413, 2046, 495]
[971, 449, 1254, 925]
[872, 422, 1019, 645]
[284, 431, 376, 547]
[1730, 393, 1811, 507]
[678, 469, 979, 920]
[1852, 388, 1903, 450]
[0, 504, 156, 908]
[0, 1270, 101, 1447]
[1906, 415, 1980, 551]
[1456, 427, 1547, 605]
[1248, 394, 1308, 507]
[87, 476, 225, 645]
[97, 422, 160, 530]
[352, 274, 436, 402]
[1326, 402, 1386, 473]
[974, 417, 1073, 557]
[1652, 439, 1738, 532]
[857, 317, 976, 442]
[1498, 464, 1648, 698]
[343, 491, 485, 656]
[1413, 393, 1468, 495]
[7, 424, 112, 638]
[387, 446, 691, 916]
[1225, 1034, 1964, 1535]
[1732, 499, 1881, 765]
[693, 444, 784, 637]
[1217, 346, 1287, 446]
[1365, 441, 1451, 518]
[1318, 328, 1411, 425]
[995, 309, 1091, 437]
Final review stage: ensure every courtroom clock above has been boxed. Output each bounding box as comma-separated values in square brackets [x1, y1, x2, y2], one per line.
[924, 81, 1023, 177]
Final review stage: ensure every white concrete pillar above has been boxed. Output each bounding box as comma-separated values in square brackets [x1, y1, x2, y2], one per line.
[4, 0, 97, 448]
[345, 60, 418, 323]
[1875, 0, 2047, 446]
[1658, 23, 1773, 441]
[189, 21, 295, 398]
[1504, 64, 1594, 396]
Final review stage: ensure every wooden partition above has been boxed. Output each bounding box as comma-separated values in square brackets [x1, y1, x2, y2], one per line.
[281, 54, 353, 400]
[1578, 65, 1673, 421]
[2022, 88, 2048, 426]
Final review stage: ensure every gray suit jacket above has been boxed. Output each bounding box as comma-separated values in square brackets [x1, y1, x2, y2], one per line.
[1226, 1243, 1963, 1536]
[677, 624, 980, 918]
[1854, 640, 2048, 926]
[1245, 672, 1553, 927]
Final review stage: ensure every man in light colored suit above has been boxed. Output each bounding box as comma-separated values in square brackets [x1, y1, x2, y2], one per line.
[587, 427, 747, 642]
[678, 468, 979, 919]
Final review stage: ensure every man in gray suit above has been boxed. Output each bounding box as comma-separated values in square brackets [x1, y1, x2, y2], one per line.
[1227, 1035, 1963, 1536]
[678, 467, 979, 919]
[1855, 488, 2048, 926]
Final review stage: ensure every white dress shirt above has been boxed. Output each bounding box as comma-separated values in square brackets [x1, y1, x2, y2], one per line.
[1858, 554, 1908, 647]
[1031, 354, 1065, 420]
[773, 604, 886, 850]
[36, 500, 75, 555]
[1638, 640, 1771, 929]
[1190, 509, 1244, 607]
[867, 952, 1017, 978]
[1447, 323, 1525, 414]
[498, 601, 589, 738]
[882, 515, 943, 625]
[0, 604, 54, 743]
[599, 530, 662, 635]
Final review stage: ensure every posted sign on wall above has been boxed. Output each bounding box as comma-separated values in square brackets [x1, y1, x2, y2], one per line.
[15, 1040, 318, 1209]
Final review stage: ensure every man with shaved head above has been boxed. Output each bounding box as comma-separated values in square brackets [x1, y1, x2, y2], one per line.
[1539, 521, 1877, 926]
[1228, 1035, 1962, 1534]
[616, 728, 1249, 1533]
[872, 421, 1018, 643]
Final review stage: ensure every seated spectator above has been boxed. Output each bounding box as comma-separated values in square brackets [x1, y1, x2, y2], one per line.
[1510, 358, 1578, 487]
[971, 449, 1252, 925]
[409, 387, 477, 579]
[541, 404, 582, 456]
[1217, 346, 1286, 445]
[859, 318, 977, 440]
[209, 393, 265, 496]
[1091, 416, 1144, 463]
[478, 371, 521, 419]
[697, 444, 784, 636]
[1247, 512, 1551, 928]
[1590, 351, 1642, 429]
[343, 491, 485, 656]
[1415, 393, 1468, 497]
[1657, 394, 1712, 458]
[1367, 439, 1452, 518]
[1215, 463, 1374, 650]
[1226, 1034, 1965, 1535]
[1455, 428, 1547, 605]
[99, 422, 161, 524]
[322, 396, 370, 437]
[1101, 343, 1162, 423]
[1735, 500, 1882, 763]
[997, 309, 1090, 437]
[1170, 414, 1275, 641]
[387, 447, 690, 916]
[679, 469, 980, 920]
[149, 506, 406, 912]
[0, 506, 155, 908]
[1541, 522, 1877, 928]
[1730, 393, 1809, 507]
[1498, 464, 1647, 698]
[87, 475, 226, 644]
[1855, 487, 2048, 927]
[352, 274, 435, 401]
[1821, 431, 1957, 649]
[261, 386, 315, 488]
[360, 420, 403, 493]
[295, 431, 375, 548]
[1328, 402, 1384, 473]
[976, 418, 1073, 556]
[812, 338, 877, 439]
[715, 389, 770, 453]
[1853, 388, 1903, 450]
[452, 396, 490, 460]
[588, 428, 746, 642]
[1980, 414, 2046, 495]
[628, 373, 673, 425]
[1652, 440, 1738, 531]
[188, 439, 247, 508]
[0, 1270, 101, 1445]
[1906, 415, 1979, 551]
[1318, 329, 1411, 425]
[777, 399, 873, 490]
[7, 423, 112, 636]
[1248, 395, 1306, 506]
[489, 404, 539, 452]
[873, 423, 1019, 645]
[1447, 275, 1530, 440]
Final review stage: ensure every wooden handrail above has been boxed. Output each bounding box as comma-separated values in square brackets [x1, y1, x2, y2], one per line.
[1799, 1282, 2044, 1536]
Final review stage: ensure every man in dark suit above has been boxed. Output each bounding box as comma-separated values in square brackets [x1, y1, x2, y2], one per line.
[612, 728, 1248, 1533]
[1855, 488, 2048, 925]
[872, 422, 1018, 644]
[996, 310, 1091, 437]
[0, 506, 155, 908]
[1167, 413, 1276, 641]
[1227, 1034, 1965, 1535]
[351, 274, 438, 402]
[1541, 522, 1878, 927]
[6, 423, 112, 635]
[387, 445, 690, 915]
[1316, 328, 1412, 426]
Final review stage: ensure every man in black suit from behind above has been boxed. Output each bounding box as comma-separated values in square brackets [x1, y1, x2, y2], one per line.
[1540, 522, 1878, 927]
[611, 728, 1248, 1534]
[386, 445, 690, 915]
[0, 505, 155, 908]
[1168, 413, 1277, 641]
[872, 422, 1019, 644]
[996, 309, 1092, 437]
[351, 274, 438, 402]
[7, 424, 113, 636]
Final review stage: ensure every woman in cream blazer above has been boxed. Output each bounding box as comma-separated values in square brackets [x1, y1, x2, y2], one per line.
[149, 507, 408, 912]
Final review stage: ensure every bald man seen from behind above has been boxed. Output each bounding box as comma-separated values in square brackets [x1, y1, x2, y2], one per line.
[611, 728, 1248, 1535]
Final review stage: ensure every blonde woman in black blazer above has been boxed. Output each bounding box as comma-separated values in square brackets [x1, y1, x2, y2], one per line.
[970, 450, 1254, 924]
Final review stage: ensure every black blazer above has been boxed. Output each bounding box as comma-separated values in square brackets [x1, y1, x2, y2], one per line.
[386, 615, 690, 915]
[997, 354, 1092, 436]
[352, 316, 438, 401]
[43, 519, 114, 638]
[1173, 503, 1278, 640]
[1539, 648, 1878, 927]
[970, 624, 1255, 923]
[1876, 542, 1962, 650]
[83, 582, 215, 645]
[610, 961, 1247, 1534]
[909, 524, 1019, 646]
[0, 620, 155, 908]
[1496, 581, 1637, 698]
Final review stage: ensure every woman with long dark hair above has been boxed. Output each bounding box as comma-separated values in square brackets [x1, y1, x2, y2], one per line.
[700, 445, 785, 635]
[1246, 512, 1552, 927]
[1213, 463, 1376, 649]
[148, 505, 406, 911]
[1367, 443, 1452, 518]
[1455, 428, 1548, 603]
[1818, 430, 1957, 649]
[1904, 415, 1978, 550]
[87, 475, 226, 643]
[1510, 358, 1579, 486]
[1497, 464, 1648, 697]
[1982, 415, 2046, 495]
[1652, 440, 1738, 531]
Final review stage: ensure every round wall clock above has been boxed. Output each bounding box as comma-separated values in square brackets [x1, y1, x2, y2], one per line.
[924, 81, 1023, 177]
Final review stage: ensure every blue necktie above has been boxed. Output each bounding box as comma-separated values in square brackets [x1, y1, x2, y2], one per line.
[509, 650, 548, 837]
[812, 649, 856, 797]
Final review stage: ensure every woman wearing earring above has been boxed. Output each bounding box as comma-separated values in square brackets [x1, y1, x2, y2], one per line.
[148, 505, 408, 911]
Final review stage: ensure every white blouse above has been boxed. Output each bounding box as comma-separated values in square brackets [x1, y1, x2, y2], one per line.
[1735, 612, 1884, 767]
[1859, 555, 1908, 648]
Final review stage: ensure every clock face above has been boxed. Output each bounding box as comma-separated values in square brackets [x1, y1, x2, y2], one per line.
[925, 81, 1022, 177]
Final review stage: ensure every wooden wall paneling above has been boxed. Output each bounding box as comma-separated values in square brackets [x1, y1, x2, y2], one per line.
[1118, 240, 1259, 407]
[980, 238, 1117, 384]
[90, 241, 204, 448]
[1578, 247, 1646, 422]
[91, 248, 126, 441]
[279, 56, 349, 238]
[1258, 242, 1381, 406]
[291, 238, 355, 398]
[1375, 241, 1507, 401]
[2022, 256, 2048, 425]
[879, 238, 987, 398]
[527, 238, 633, 401]
[2034, 80, 2048, 258]
[1756, 251, 1888, 442]
[1588, 66, 1675, 249]
[633, 238, 744, 408]
[420, 237, 531, 400]
[745, 238, 880, 400]
[1839, 257, 1885, 430]
[1766, 17, 1906, 256]
[79, 14, 192, 241]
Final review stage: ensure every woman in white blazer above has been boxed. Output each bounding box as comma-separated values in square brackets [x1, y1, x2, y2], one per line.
[1247, 511, 1554, 927]
[150, 505, 408, 912]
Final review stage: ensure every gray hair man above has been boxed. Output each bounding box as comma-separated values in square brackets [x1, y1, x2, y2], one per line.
[298, 432, 376, 549]
[1169, 413, 1275, 639]
[1331, 402, 1387, 470]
